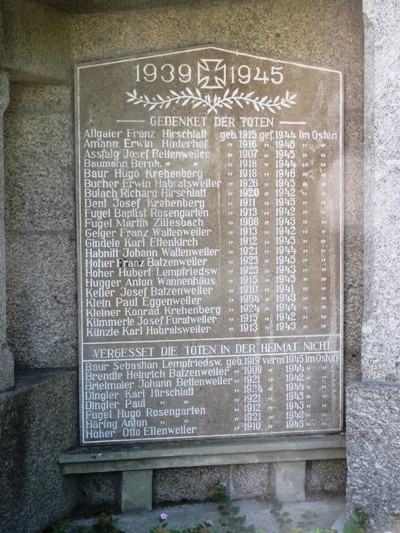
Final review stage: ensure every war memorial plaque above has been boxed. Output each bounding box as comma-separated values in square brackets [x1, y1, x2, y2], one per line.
[76, 46, 343, 445]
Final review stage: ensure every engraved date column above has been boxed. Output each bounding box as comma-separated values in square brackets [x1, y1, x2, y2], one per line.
[274, 131, 298, 335]
[238, 130, 260, 336]
[243, 355, 262, 432]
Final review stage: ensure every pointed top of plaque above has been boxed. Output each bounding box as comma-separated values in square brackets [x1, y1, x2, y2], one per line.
[76, 45, 342, 76]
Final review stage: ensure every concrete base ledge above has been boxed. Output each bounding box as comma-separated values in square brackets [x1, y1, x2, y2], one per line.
[60, 434, 345, 474]
[60, 435, 345, 511]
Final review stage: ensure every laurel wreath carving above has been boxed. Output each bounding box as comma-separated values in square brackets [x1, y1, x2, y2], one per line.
[126, 88, 297, 114]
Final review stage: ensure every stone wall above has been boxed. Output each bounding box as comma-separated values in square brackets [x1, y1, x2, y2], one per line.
[0, 3, 80, 531]
[0, 0, 364, 530]
[0, 370, 80, 532]
[68, 0, 362, 503]
[346, 1, 400, 528]
[5, 84, 77, 368]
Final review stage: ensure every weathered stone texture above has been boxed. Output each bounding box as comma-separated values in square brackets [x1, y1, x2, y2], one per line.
[344, 230, 363, 382]
[230, 463, 270, 499]
[272, 462, 306, 502]
[347, 381, 400, 528]
[71, 7, 193, 63]
[80, 473, 118, 506]
[119, 470, 153, 512]
[154, 463, 271, 503]
[153, 465, 231, 504]
[5, 84, 75, 232]
[0, 70, 14, 390]
[4, 84, 77, 368]
[0, 370, 80, 532]
[6, 233, 77, 368]
[306, 459, 347, 494]
[362, 0, 400, 381]
[1, 0, 70, 82]
[343, 113, 364, 381]
[36, 0, 195, 13]
[344, 3, 400, 526]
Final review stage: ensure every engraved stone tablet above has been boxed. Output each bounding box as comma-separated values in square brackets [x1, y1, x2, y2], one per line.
[76, 46, 343, 444]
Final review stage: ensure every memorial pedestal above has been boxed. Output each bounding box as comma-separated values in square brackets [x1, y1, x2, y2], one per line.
[118, 470, 153, 512]
[272, 462, 306, 503]
[60, 435, 345, 511]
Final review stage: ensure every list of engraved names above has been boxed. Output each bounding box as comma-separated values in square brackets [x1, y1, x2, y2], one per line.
[76, 47, 343, 444]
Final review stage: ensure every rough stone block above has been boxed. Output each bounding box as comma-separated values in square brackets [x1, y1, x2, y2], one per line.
[79, 473, 118, 506]
[153, 465, 230, 504]
[230, 463, 270, 499]
[306, 459, 347, 494]
[0, 343, 14, 390]
[0, 370, 80, 531]
[71, 8, 192, 63]
[362, 0, 400, 382]
[5, 84, 74, 232]
[272, 461, 306, 502]
[1, 0, 70, 82]
[118, 470, 153, 512]
[6, 233, 77, 368]
[347, 381, 400, 528]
